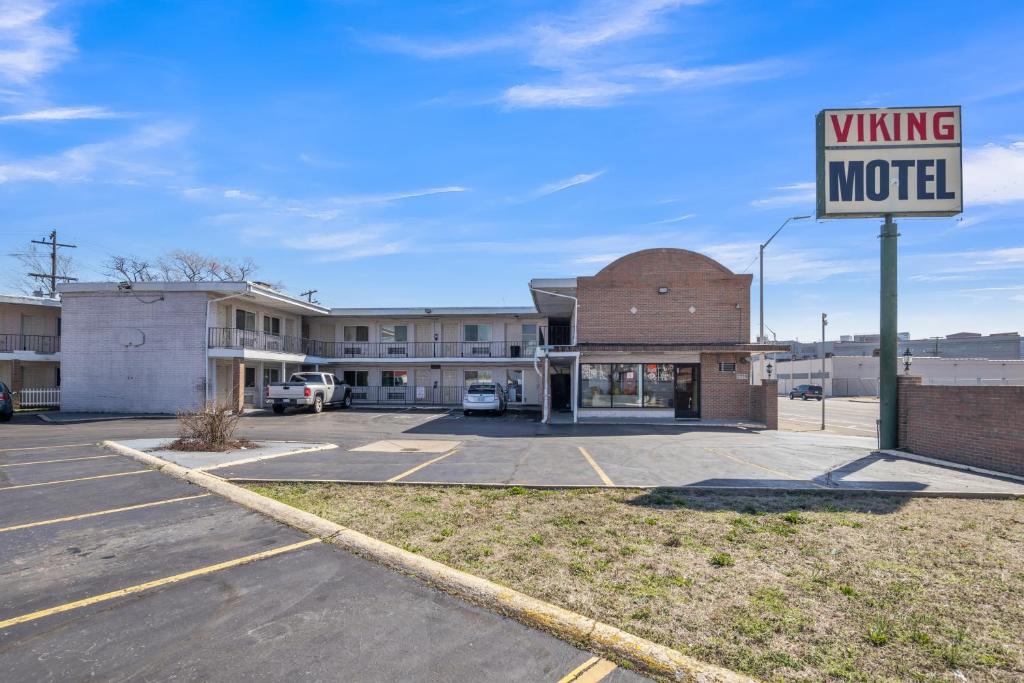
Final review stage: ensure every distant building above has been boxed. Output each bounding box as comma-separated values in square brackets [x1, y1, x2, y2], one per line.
[776, 331, 1022, 361]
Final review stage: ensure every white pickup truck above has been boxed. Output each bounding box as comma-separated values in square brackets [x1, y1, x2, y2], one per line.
[265, 372, 352, 414]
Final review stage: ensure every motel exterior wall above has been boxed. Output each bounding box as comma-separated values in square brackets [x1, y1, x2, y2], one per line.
[59, 289, 209, 413]
[0, 294, 62, 403]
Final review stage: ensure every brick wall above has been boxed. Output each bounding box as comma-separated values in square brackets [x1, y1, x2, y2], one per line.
[700, 352, 752, 420]
[61, 290, 208, 413]
[576, 248, 751, 344]
[750, 379, 779, 430]
[898, 375, 1024, 477]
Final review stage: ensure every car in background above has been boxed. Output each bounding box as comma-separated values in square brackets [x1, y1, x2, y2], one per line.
[462, 383, 506, 416]
[0, 382, 13, 421]
[788, 384, 823, 401]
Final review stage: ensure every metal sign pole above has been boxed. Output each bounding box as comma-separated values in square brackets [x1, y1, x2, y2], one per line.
[879, 214, 898, 449]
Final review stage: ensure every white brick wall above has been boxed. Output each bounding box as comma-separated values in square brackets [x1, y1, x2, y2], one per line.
[61, 291, 208, 413]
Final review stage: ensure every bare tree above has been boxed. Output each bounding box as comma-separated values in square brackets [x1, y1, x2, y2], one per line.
[103, 255, 157, 282]
[103, 250, 266, 285]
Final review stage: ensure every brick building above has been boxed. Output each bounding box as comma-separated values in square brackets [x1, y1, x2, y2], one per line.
[531, 248, 783, 424]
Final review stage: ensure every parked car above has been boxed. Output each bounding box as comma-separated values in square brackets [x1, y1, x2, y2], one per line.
[788, 384, 823, 401]
[0, 382, 12, 421]
[462, 383, 506, 416]
[265, 372, 352, 414]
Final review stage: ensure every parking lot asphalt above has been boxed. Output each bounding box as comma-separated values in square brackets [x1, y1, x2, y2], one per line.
[778, 396, 879, 437]
[0, 440, 645, 682]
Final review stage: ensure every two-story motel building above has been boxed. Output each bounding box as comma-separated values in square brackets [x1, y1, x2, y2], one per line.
[53, 248, 783, 425]
[0, 294, 62, 406]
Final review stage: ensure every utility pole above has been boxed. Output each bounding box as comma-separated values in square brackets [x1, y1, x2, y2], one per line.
[299, 289, 318, 303]
[821, 312, 828, 430]
[878, 215, 898, 449]
[28, 230, 77, 296]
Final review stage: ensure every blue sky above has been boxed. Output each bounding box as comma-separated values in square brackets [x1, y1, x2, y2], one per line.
[1, 0, 1023, 341]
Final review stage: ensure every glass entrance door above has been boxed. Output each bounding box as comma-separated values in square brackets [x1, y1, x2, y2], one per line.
[674, 364, 700, 418]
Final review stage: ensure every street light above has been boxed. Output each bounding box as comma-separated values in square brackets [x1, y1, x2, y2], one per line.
[759, 215, 812, 345]
[766, 361, 774, 378]
[903, 348, 913, 374]
[821, 312, 828, 431]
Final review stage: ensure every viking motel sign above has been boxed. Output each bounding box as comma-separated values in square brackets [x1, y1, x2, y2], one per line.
[816, 106, 962, 218]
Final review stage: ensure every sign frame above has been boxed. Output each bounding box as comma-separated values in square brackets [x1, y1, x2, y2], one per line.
[815, 105, 963, 219]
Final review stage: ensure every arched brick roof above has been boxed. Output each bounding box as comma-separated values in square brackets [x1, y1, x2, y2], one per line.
[593, 248, 736, 278]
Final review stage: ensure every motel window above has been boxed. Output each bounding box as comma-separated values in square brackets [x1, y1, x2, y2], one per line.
[464, 370, 493, 385]
[506, 369, 524, 402]
[244, 367, 256, 388]
[381, 370, 408, 387]
[262, 368, 280, 386]
[235, 309, 256, 331]
[263, 316, 281, 336]
[344, 326, 369, 342]
[343, 370, 369, 387]
[718, 362, 737, 372]
[463, 324, 492, 342]
[642, 364, 674, 408]
[380, 325, 408, 342]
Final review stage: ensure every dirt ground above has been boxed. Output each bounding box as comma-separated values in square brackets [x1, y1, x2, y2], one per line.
[249, 483, 1024, 682]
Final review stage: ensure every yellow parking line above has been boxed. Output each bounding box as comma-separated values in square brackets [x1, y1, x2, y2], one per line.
[0, 538, 320, 630]
[0, 494, 212, 533]
[558, 656, 618, 682]
[706, 447, 827, 489]
[0, 443, 96, 453]
[0, 454, 118, 467]
[578, 447, 614, 487]
[0, 469, 152, 491]
[386, 448, 460, 483]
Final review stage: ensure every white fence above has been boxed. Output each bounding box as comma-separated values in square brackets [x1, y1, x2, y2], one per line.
[17, 387, 60, 408]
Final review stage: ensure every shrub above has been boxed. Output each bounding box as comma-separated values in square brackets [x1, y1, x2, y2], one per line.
[710, 551, 736, 567]
[171, 402, 245, 452]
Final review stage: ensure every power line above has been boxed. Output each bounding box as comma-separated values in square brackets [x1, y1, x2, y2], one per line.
[28, 230, 77, 296]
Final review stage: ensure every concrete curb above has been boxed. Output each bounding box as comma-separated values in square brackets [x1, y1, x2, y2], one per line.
[876, 449, 1024, 484]
[219, 478, 1024, 499]
[101, 439, 753, 683]
[38, 413, 175, 424]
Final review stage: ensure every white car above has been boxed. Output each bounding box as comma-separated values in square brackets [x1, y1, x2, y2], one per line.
[462, 383, 506, 416]
[266, 372, 352, 414]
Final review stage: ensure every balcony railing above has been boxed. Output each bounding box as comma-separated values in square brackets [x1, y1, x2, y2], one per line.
[0, 334, 60, 354]
[209, 326, 574, 359]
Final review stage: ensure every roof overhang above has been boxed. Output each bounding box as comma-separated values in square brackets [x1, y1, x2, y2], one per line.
[0, 293, 61, 308]
[529, 278, 577, 319]
[58, 281, 330, 315]
[326, 307, 539, 318]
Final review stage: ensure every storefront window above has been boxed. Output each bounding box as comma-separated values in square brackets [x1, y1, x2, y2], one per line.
[611, 364, 641, 407]
[642, 363, 674, 408]
[580, 364, 612, 407]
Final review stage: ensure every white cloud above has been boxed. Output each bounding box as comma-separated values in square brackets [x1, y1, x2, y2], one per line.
[750, 182, 816, 209]
[375, 0, 783, 109]
[649, 213, 695, 225]
[536, 171, 604, 197]
[0, 122, 188, 184]
[223, 188, 259, 201]
[963, 141, 1024, 204]
[0, 0, 74, 85]
[0, 105, 123, 122]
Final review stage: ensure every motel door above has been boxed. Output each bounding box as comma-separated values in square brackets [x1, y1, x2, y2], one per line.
[673, 364, 700, 419]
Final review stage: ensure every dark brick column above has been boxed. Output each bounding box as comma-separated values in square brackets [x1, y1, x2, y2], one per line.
[231, 357, 245, 414]
[762, 379, 778, 430]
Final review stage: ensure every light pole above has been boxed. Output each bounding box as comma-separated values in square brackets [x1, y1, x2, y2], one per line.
[821, 312, 828, 430]
[759, 215, 811, 345]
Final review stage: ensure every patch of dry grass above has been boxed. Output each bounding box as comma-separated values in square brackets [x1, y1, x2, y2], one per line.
[246, 483, 1024, 682]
